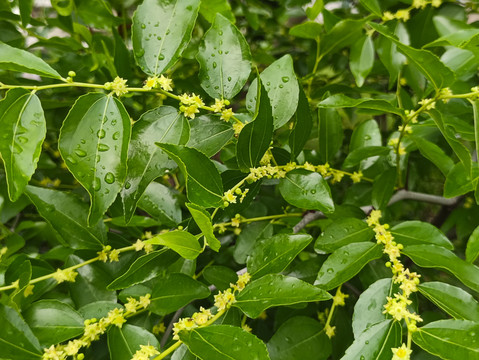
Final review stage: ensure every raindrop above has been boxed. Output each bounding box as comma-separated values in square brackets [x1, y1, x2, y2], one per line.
[111, 119, 117, 125]
[125, 181, 131, 189]
[360, 356, 365, 360]
[141, 24, 146, 29]
[212, 62, 217, 69]
[311, 189, 316, 194]
[282, 76, 290, 83]
[364, 135, 371, 140]
[97, 129, 106, 139]
[18, 136, 28, 143]
[75, 149, 87, 157]
[104, 172, 115, 184]
[80, 139, 86, 144]
[98, 144, 110, 152]
[279, 84, 284, 88]
[93, 177, 101, 191]
[158, 54, 165, 60]
[218, 30, 223, 36]
[211, 53, 215, 57]
[327, 268, 334, 274]
[66, 156, 77, 164]
[112, 131, 120, 140]
[95, 155, 100, 163]
[157, 36, 162, 40]
[166, 29, 170, 35]
[218, 49, 223, 54]
[365, 340, 369, 345]
[227, 76, 232, 82]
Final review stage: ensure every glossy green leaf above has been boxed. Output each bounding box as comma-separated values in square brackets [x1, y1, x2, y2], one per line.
[234, 274, 331, 318]
[466, 225, 479, 263]
[418, 282, 479, 322]
[376, 22, 407, 84]
[471, 100, 479, 165]
[391, 221, 453, 249]
[318, 94, 404, 116]
[289, 83, 313, 160]
[145, 230, 202, 259]
[352, 278, 391, 337]
[237, 79, 273, 170]
[78, 302, 123, 320]
[186, 203, 221, 251]
[246, 55, 298, 129]
[59, 93, 130, 225]
[187, 115, 234, 157]
[350, 35, 374, 87]
[197, 13, 251, 99]
[369, 22, 455, 89]
[138, 182, 182, 227]
[267, 316, 331, 360]
[181, 325, 269, 360]
[305, 0, 323, 20]
[0, 41, 62, 79]
[247, 233, 312, 278]
[157, 144, 223, 207]
[413, 320, 479, 360]
[107, 249, 178, 290]
[23, 300, 83, 345]
[402, 244, 479, 292]
[289, 21, 322, 40]
[19, 0, 32, 26]
[203, 265, 238, 291]
[279, 169, 334, 213]
[132, 0, 200, 75]
[51, 0, 74, 16]
[425, 29, 479, 50]
[25, 185, 106, 250]
[0, 304, 42, 359]
[412, 136, 454, 176]
[371, 168, 396, 210]
[349, 119, 382, 169]
[233, 221, 273, 264]
[343, 146, 390, 169]
[444, 163, 478, 198]
[172, 344, 199, 360]
[315, 218, 374, 254]
[320, 19, 365, 57]
[122, 106, 189, 223]
[315, 242, 383, 290]
[199, 0, 234, 23]
[359, 0, 382, 17]
[318, 107, 343, 163]
[149, 273, 210, 315]
[0, 89, 46, 201]
[108, 324, 159, 360]
[341, 320, 402, 360]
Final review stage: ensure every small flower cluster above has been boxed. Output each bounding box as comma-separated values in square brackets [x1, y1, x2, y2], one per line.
[0, 246, 7, 261]
[367, 210, 422, 360]
[210, 98, 235, 122]
[172, 307, 214, 340]
[179, 93, 205, 119]
[143, 74, 173, 91]
[470, 86, 479, 100]
[132, 238, 154, 253]
[39, 177, 62, 188]
[104, 76, 128, 97]
[52, 268, 78, 284]
[97, 245, 120, 262]
[418, 98, 436, 110]
[131, 345, 160, 360]
[382, 0, 441, 22]
[388, 138, 407, 156]
[223, 188, 249, 206]
[323, 287, 349, 339]
[42, 295, 151, 360]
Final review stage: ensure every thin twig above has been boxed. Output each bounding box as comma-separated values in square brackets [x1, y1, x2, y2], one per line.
[160, 306, 185, 349]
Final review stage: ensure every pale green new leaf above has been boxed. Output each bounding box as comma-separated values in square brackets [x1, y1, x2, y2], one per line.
[145, 230, 202, 260]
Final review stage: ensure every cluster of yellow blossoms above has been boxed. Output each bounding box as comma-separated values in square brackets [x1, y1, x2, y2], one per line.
[172, 272, 251, 341]
[367, 210, 422, 360]
[322, 287, 349, 338]
[143, 74, 173, 91]
[104, 76, 128, 97]
[97, 245, 120, 263]
[43, 295, 151, 360]
[382, 0, 441, 22]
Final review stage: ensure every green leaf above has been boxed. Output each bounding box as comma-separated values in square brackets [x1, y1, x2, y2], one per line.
[187, 115, 234, 157]
[391, 221, 453, 249]
[19, 0, 32, 26]
[471, 100, 479, 165]
[157, 144, 223, 208]
[428, 109, 472, 176]
[369, 22, 455, 89]
[23, 300, 84, 345]
[132, 0, 200, 75]
[444, 163, 478, 198]
[180, 325, 269, 360]
[278, 169, 334, 213]
[320, 19, 365, 57]
[0, 41, 62, 79]
[186, 203, 221, 251]
[145, 230, 202, 260]
[425, 29, 479, 50]
[315, 218, 374, 254]
[371, 168, 396, 210]
[203, 265, 238, 291]
[247, 233, 312, 278]
[350, 35, 374, 87]
[59, 93, 130, 225]
[349, 119, 382, 169]
[197, 13, 251, 100]
[341, 320, 402, 360]
[199, 0, 234, 23]
[352, 278, 391, 337]
[122, 106, 189, 223]
[418, 282, 479, 322]
[402, 244, 479, 292]
[149, 273, 210, 315]
[108, 324, 160, 360]
[289, 21, 322, 40]
[305, 0, 323, 20]
[466, 225, 479, 263]
[233, 221, 273, 264]
[107, 250, 178, 290]
[315, 242, 383, 290]
[51, 0, 74, 16]
[376, 22, 407, 84]
[318, 107, 343, 163]
[318, 94, 404, 117]
[343, 146, 391, 169]
[412, 136, 455, 176]
[25, 185, 106, 250]
[0, 89, 46, 201]
[267, 316, 331, 360]
[138, 182, 182, 227]
[413, 320, 479, 360]
[234, 274, 331, 318]
[246, 55, 299, 129]
[0, 304, 42, 359]
[359, 0, 382, 17]
[237, 78, 274, 170]
[289, 82, 313, 160]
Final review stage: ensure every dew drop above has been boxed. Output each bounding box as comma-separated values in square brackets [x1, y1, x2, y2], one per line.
[97, 129, 106, 139]
[327, 268, 334, 274]
[136, 49, 145, 58]
[360, 356, 365, 360]
[218, 30, 223, 35]
[218, 49, 223, 54]
[311, 189, 316, 194]
[279, 84, 284, 88]
[125, 181, 131, 189]
[66, 156, 77, 164]
[75, 149, 87, 157]
[141, 24, 146, 29]
[227, 76, 232, 82]
[95, 155, 100, 163]
[157, 36, 162, 40]
[93, 177, 101, 191]
[365, 340, 369, 345]
[282, 76, 290, 83]
[98, 144, 110, 152]
[80, 139, 86, 144]
[364, 135, 371, 140]
[166, 29, 170, 35]
[111, 119, 117, 125]
[212, 62, 217, 69]
[112, 131, 120, 140]
[104, 172, 115, 184]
